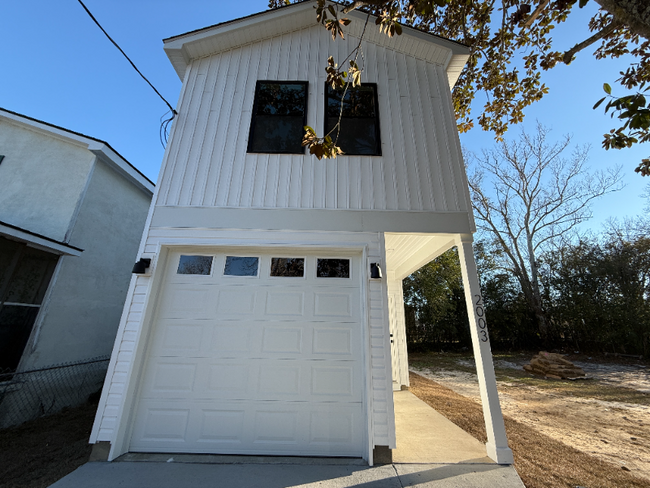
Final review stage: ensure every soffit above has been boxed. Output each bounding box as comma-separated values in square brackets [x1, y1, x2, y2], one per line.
[385, 233, 457, 280]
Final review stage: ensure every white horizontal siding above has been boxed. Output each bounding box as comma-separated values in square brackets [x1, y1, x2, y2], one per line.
[92, 274, 150, 442]
[156, 25, 471, 214]
[91, 229, 394, 451]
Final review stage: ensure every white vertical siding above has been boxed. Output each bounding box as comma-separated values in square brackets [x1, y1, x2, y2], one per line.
[157, 25, 471, 214]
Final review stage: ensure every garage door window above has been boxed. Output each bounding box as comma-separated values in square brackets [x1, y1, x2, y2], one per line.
[270, 258, 304, 277]
[224, 256, 259, 276]
[316, 259, 350, 278]
[177, 255, 213, 275]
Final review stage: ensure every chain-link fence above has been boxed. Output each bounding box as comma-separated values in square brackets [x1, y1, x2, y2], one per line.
[0, 356, 109, 428]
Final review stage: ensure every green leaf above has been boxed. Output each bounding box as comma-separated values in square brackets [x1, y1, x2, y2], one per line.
[578, 0, 588, 7]
[603, 83, 612, 95]
[593, 97, 606, 110]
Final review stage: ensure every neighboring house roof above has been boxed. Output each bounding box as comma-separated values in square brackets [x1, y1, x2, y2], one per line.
[0, 107, 155, 194]
[163, 0, 470, 87]
[0, 220, 83, 256]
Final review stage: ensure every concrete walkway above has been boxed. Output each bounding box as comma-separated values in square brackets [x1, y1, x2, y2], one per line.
[49, 392, 524, 487]
[393, 391, 493, 464]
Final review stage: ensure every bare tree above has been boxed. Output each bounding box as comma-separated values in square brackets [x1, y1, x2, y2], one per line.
[467, 124, 623, 340]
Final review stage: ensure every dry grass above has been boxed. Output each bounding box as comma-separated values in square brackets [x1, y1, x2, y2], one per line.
[409, 371, 649, 488]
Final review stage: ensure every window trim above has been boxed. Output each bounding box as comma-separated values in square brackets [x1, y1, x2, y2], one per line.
[247, 80, 309, 155]
[324, 82, 382, 156]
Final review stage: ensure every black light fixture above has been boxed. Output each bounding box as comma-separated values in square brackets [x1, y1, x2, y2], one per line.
[132, 258, 151, 274]
[370, 262, 382, 279]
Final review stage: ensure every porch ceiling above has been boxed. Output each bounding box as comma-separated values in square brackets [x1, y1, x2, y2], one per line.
[385, 233, 457, 281]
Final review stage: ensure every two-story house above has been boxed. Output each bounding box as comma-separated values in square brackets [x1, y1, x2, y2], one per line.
[90, 1, 512, 466]
[0, 108, 154, 374]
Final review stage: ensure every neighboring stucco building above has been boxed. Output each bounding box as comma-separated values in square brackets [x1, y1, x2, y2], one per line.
[0, 108, 154, 373]
[91, 1, 513, 465]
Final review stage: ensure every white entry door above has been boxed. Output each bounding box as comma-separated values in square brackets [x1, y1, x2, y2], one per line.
[130, 249, 365, 457]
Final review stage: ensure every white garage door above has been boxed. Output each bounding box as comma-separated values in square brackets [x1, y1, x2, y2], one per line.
[130, 249, 365, 457]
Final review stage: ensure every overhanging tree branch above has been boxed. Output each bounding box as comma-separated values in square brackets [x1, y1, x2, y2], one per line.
[563, 19, 621, 65]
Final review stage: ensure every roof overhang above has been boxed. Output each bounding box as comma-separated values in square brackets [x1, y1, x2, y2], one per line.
[0, 220, 83, 256]
[0, 108, 155, 195]
[163, 1, 469, 88]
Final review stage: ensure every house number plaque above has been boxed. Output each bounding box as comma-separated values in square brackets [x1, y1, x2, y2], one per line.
[474, 294, 489, 343]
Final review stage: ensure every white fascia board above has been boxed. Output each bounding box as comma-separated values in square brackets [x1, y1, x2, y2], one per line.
[163, 0, 469, 82]
[0, 222, 83, 256]
[163, 1, 315, 79]
[0, 110, 92, 150]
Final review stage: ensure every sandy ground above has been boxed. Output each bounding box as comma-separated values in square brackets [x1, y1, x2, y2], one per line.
[412, 358, 650, 483]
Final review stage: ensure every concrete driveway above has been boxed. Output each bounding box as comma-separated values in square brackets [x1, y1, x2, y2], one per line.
[49, 392, 524, 487]
[49, 459, 523, 488]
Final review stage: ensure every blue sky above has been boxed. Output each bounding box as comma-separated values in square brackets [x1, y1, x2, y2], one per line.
[2, 0, 647, 230]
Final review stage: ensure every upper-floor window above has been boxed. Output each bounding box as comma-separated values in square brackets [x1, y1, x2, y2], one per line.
[325, 83, 381, 156]
[248, 81, 308, 154]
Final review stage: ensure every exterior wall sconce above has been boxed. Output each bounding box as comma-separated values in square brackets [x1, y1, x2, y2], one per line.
[132, 258, 151, 274]
[370, 263, 382, 279]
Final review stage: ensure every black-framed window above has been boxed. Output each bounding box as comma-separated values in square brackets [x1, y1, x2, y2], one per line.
[248, 81, 308, 154]
[325, 83, 381, 156]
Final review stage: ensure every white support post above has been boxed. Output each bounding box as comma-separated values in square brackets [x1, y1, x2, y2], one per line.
[456, 234, 514, 465]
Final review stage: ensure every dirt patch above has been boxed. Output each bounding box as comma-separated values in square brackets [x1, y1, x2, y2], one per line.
[410, 353, 650, 485]
[0, 402, 95, 488]
[409, 372, 650, 488]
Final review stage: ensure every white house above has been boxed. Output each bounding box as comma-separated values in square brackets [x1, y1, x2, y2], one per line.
[90, 1, 513, 465]
[0, 108, 154, 374]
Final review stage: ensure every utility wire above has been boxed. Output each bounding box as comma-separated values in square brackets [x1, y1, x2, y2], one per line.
[76, 0, 177, 145]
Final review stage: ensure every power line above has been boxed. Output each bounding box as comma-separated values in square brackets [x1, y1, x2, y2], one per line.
[76, 0, 177, 145]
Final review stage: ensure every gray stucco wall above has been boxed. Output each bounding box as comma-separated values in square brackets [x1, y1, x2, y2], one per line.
[0, 120, 94, 241]
[22, 159, 151, 368]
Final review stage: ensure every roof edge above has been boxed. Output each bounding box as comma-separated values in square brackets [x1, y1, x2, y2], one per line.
[0, 220, 84, 256]
[0, 107, 155, 193]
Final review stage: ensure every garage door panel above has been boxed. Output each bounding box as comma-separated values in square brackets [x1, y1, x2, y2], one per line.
[151, 320, 360, 360]
[132, 250, 365, 457]
[159, 285, 218, 319]
[311, 366, 354, 397]
[136, 407, 191, 443]
[312, 327, 353, 355]
[131, 400, 364, 456]
[196, 409, 246, 444]
[159, 285, 359, 322]
[261, 326, 303, 354]
[264, 291, 305, 316]
[140, 358, 362, 403]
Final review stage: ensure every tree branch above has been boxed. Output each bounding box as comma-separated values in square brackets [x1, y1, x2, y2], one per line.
[523, 0, 550, 27]
[341, 0, 391, 14]
[563, 20, 621, 65]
